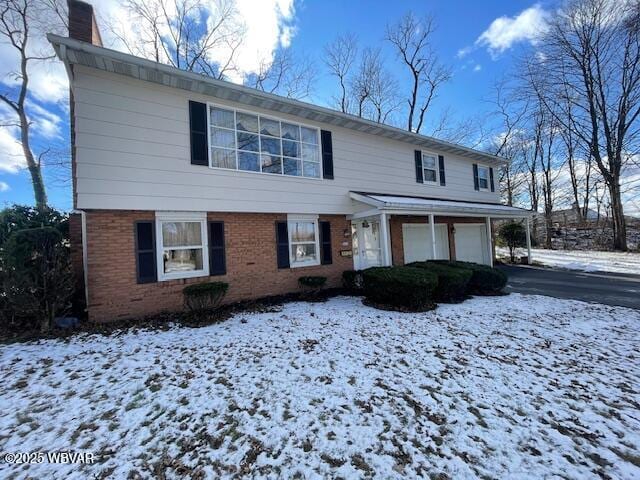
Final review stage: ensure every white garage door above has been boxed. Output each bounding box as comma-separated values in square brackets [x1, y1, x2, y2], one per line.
[402, 224, 450, 264]
[454, 224, 489, 265]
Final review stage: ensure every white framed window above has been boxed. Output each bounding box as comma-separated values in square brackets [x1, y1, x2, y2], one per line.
[477, 165, 490, 190]
[155, 212, 209, 281]
[287, 214, 320, 268]
[422, 152, 438, 183]
[208, 103, 322, 179]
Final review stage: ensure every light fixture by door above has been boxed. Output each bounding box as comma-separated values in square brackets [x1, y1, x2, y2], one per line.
[362, 220, 370, 228]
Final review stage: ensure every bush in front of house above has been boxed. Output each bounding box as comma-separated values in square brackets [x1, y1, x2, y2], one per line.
[183, 282, 229, 313]
[432, 260, 507, 295]
[342, 270, 364, 293]
[1, 226, 75, 333]
[408, 261, 473, 303]
[362, 266, 438, 311]
[298, 276, 327, 301]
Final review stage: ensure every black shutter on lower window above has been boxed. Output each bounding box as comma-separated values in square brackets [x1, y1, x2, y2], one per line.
[319, 221, 332, 265]
[473, 164, 480, 191]
[189, 100, 208, 166]
[414, 150, 423, 183]
[208, 221, 226, 276]
[321, 130, 334, 179]
[275, 221, 290, 269]
[489, 167, 495, 192]
[135, 221, 156, 284]
[438, 155, 446, 186]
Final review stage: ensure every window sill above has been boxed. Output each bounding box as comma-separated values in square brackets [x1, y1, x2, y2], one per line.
[289, 261, 321, 269]
[158, 270, 209, 282]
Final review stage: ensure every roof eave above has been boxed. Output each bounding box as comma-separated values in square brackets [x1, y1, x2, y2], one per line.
[47, 33, 509, 166]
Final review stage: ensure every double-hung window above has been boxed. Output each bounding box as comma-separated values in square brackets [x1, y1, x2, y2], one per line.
[209, 105, 321, 179]
[477, 165, 490, 190]
[156, 212, 208, 281]
[288, 215, 320, 267]
[422, 153, 438, 183]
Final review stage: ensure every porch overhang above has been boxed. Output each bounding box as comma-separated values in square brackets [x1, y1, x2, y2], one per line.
[348, 192, 533, 219]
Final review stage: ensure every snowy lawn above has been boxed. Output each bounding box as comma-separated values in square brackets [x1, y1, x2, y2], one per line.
[497, 247, 640, 274]
[1, 294, 639, 479]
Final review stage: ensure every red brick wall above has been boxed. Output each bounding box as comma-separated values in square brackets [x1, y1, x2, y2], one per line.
[389, 215, 487, 265]
[69, 212, 85, 311]
[84, 211, 353, 322]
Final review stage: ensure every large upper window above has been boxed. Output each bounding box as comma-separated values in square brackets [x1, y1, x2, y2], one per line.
[477, 166, 490, 190]
[288, 215, 320, 267]
[422, 153, 438, 183]
[209, 105, 321, 179]
[156, 213, 208, 281]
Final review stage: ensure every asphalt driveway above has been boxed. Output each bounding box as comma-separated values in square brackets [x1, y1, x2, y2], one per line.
[498, 264, 640, 310]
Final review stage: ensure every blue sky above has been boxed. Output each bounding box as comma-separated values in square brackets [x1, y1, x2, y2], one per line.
[0, 0, 549, 212]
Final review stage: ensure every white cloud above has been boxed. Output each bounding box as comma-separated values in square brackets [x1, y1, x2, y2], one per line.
[100, 0, 298, 84]
[0, 128, 26, 173]
[212, 0, 297, 82]
[475, 4, 550, 57]
[473, 64, 482, 72]
[27, 101, 63, 139]
[0, 181, 10, 192]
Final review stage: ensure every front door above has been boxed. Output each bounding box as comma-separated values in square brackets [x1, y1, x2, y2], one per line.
[352, 220, 382, 270]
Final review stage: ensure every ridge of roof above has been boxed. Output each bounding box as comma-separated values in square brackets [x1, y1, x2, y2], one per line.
[48, 33, 508, 166]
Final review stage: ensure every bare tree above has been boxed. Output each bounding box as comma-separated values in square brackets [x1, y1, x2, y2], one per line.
[323, 33, 358, 114]
[538, 110, 561, 248]
[247, 48, 316, 100]
[386, 12, 451, 133]
[111, 0, 244, 80]
[0, 0, 63, 210]
[528, 0, 640, 250]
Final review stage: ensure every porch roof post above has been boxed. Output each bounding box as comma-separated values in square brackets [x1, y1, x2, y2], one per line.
[380, 212, 392, 266]
[486, 216, 494, 267]
[525, 216, 532, 265]
[429, 213, 437, 259]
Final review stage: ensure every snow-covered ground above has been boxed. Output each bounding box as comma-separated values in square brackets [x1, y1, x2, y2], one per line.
[497, 247, 640, 274]
[1, 295, 639, 479]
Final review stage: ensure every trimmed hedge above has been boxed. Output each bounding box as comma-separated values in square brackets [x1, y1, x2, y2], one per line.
[408, 261, 473, 303]
[183, 282, 229, 313]
[362, 266, 438, 311]
[431, 260, 507, 295]
[298, 276, 327, 289]
[342, 270, 364, 292]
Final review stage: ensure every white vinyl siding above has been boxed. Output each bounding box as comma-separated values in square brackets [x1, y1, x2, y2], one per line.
[72, 66, 501, 213]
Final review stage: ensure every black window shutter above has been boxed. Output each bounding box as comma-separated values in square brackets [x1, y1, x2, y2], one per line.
[275, 221, 290, 269]
[135, 221, 156, 284]
[414, 150, 423, 183]
[489, 167, 495, 192]
[189, 100, 208, 166]
[473, 163, 480, 191]
[319, 221, 332, 265]
[208, 221, 226, 276]
[321, 130, 334, 179]
[438, 155, 446, 186]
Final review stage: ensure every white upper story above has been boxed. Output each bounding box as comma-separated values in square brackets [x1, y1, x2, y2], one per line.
[50, 34, 506, 215]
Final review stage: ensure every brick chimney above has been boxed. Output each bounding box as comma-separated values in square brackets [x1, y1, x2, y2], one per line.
[67, 0, 103, 46]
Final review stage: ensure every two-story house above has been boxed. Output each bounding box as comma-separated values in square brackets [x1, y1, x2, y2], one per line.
[52, 1, 531, 322]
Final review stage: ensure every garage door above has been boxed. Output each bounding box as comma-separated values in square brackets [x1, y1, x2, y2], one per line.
[454, 224, 489, 265]
[402, 224, 449, 264]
